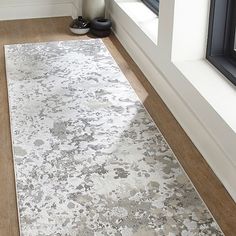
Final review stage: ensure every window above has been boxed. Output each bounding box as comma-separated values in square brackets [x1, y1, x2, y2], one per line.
[207, 0, 236, 86]
[142, 0, 159, 15]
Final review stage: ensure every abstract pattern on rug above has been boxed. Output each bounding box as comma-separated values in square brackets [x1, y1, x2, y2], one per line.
[5, 39, 223, 236]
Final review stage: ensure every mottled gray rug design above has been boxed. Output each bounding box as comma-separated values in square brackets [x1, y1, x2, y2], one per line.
[5, 39, 223, 236]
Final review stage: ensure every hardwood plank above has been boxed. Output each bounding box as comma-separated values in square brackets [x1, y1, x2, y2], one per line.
[0, 17, 235, 236]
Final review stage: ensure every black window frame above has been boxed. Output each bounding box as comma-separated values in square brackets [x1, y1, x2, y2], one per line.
[207, 0, 236, 86]
[142, 0, 159, 15]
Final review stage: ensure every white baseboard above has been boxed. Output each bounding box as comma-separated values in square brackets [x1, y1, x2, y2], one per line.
[0, 2, 75, 21]
[109, 14, 236, 202]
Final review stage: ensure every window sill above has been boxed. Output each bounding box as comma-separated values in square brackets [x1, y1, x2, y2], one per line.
[174, 59, 236, 133]
[174, 59, 236, 168]
[113, 0, 158, 44]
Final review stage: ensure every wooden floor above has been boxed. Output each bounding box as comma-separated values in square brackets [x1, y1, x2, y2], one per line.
[0, 17, 235, 236]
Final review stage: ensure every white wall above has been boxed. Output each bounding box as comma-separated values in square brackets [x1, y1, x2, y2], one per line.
[108, 0, 236, 202]
[0, 0, 82, 20]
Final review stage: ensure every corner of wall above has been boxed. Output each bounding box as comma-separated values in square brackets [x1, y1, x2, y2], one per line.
[72, 0, 83, 18]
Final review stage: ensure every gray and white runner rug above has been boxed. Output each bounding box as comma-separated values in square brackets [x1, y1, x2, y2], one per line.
[5, 39, 223, 236]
